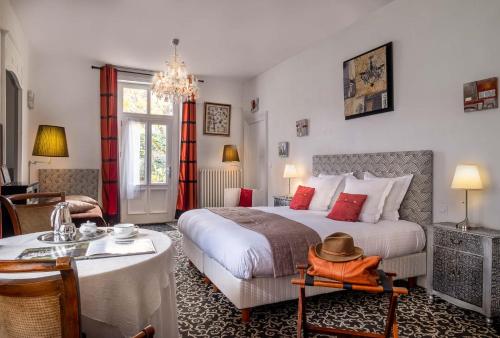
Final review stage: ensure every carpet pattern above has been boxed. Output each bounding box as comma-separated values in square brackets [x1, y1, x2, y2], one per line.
[142, 223, 500, 337]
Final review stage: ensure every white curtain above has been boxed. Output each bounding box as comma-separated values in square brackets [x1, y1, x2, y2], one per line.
[120, 119, 142, 199]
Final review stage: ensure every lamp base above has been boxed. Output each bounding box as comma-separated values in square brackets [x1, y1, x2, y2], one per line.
[456, 218, 478, 231]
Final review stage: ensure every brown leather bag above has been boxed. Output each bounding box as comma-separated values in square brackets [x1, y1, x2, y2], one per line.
[306, 246, 381, 286]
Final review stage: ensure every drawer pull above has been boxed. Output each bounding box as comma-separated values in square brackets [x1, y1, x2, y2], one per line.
[450, 238, 462, 245]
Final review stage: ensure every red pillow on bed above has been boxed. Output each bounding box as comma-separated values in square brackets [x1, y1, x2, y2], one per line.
[238, 188, 253, 207]
[290, 185, 315, 210]
[327, 192, 367, 222]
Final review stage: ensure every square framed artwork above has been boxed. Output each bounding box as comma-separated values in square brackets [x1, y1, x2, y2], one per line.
[343, 42, 393, 120]
[204, 102, 231, 136]
[296, 119, 309, 137]
[278, 142, 289, 158]
[464, 77, 498, 112]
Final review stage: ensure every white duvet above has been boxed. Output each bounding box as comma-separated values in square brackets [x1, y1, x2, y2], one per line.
[178, 207, 426, 280]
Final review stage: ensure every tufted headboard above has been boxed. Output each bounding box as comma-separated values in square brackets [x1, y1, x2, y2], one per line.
[313, 150, 433, 226]
[38, 169, 99, 200]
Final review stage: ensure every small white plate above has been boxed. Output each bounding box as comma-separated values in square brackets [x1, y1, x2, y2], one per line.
[110, 228, 139, 239]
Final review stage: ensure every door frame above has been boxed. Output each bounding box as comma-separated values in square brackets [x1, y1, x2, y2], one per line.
[5, 70, 22, 181]
[243, 110, 268, 206]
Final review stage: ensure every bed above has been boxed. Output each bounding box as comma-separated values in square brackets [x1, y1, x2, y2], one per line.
[179, 150, 433, 321]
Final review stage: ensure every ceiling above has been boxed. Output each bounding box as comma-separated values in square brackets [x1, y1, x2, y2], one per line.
[12, 0, 392, 79]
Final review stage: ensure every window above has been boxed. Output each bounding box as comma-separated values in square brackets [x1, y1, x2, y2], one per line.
[119, 80, 172, 186]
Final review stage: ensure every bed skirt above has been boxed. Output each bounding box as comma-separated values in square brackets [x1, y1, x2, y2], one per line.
[182, 236, 426, 310]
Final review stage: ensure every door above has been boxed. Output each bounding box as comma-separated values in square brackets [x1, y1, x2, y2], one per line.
[243, 111, 268, 206]
[118, 79, 178, 224]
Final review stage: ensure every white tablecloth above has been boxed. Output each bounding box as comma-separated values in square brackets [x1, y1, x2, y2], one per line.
[0, 229, 179, 338]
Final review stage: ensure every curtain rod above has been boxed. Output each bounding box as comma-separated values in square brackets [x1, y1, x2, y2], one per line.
[91, 65, 205, 82]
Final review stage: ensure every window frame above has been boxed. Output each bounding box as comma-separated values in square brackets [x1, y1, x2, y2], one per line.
[118, 80, 173, 187]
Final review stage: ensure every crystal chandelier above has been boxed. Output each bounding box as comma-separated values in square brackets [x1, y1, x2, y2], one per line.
[152, 38, 199, 102]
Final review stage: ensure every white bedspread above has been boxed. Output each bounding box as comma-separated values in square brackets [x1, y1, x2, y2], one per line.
[178, 207, 426, 280]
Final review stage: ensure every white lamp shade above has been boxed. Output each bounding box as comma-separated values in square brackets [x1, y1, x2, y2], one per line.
[451, 164, 483, 190]
[283, 164, 298, 178]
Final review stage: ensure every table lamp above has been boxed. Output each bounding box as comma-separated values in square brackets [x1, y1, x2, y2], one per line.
[29, 125, 69, 183]
[451, 164, 483, 230]
[222, 145, 240, 163]
[283, 164, 298, 196]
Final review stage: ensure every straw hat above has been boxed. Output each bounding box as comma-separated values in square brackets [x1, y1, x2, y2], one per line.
[314, 232, 363, 262]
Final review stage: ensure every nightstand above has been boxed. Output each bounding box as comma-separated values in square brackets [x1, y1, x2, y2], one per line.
[273, 195, 292, 207]
[427, 222, 500, 324]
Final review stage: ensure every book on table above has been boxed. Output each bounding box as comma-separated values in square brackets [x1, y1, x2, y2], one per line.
[17, 239, 156, 260]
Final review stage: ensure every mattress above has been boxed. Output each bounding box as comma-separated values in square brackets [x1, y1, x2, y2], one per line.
[178, 206, 426, 280]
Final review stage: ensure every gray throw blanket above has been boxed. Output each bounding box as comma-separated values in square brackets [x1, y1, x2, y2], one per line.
[208, 208, 321, 277]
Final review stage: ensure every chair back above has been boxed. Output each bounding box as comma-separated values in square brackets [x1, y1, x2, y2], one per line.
[0, 192, 65, 235]
[0, 257, 81, 338]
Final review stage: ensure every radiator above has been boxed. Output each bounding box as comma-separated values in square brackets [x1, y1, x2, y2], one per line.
[199, 168, 242, 207]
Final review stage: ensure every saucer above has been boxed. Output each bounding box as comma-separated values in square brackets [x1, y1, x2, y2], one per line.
[110, 228, 139, 239]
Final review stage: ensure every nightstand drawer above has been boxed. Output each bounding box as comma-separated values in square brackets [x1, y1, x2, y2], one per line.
[433, 246, 483, 307]
[434, 227, 483, 255]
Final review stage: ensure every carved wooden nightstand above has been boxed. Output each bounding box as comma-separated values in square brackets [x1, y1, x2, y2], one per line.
[273, 195, 292, 207]
[427, 222, 500, 325]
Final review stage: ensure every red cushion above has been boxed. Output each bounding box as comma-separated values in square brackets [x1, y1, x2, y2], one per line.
[238, 188, 253, 207]
[290, 185, 315, 210]
[327, 192, 368, 222]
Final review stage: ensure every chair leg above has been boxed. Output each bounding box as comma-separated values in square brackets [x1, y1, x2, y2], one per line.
[392, 317, 399, 338]
[203, 276, 211, 285]
[241, 308, 251, 322]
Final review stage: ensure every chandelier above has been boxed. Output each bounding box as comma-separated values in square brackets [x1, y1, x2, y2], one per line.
[152, 38, 199, 102]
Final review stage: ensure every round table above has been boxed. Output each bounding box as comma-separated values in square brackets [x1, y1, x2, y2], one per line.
[0, 229, 179, 338]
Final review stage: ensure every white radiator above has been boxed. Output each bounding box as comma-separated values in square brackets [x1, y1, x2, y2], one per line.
[199, 168, 242, 208]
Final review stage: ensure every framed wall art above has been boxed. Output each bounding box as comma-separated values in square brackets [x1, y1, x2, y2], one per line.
[296, 119, 309, 137]
[464, 77, 498, 112]
[204, 102, 231, 136]
[343, 42, 393, 120]
[278, 142, 289, 158]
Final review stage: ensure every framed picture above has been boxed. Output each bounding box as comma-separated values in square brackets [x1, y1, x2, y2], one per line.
[204, 102, 231, 136]
[343, 42, 393, 120]
[464, 77, 498, 112]
[296, 119, 309, 137]
[278, 142, 289, 158]
[251, 98, 259, 113]
[1, 166, 11, 184]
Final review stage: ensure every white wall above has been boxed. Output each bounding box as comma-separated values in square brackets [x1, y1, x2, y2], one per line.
[243, 0, 500, 228]
[196, 76, 244, 169]
[29, 53, 101, 177]
[0, 0, 31, 181]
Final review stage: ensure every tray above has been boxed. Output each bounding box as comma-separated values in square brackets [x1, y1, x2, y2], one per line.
[37, 229, 108, 244]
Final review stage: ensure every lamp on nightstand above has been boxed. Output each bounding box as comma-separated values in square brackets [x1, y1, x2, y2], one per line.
[28, 125, 69, 183]
[451, 164, 483, 230]
[283, 164, 298, 196]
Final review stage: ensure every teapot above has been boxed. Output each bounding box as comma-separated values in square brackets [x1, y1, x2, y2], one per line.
[50, 202, 76, 240]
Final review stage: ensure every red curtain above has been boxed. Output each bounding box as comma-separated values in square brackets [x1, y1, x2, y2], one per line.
[176, 100, 198, 218]
[100, 65, 120, 224]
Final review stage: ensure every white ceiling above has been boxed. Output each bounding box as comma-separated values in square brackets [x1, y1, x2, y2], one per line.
[12, 0, 392, 79]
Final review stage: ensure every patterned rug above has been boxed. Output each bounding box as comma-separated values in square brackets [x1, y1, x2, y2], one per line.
[142, 223, 500, 338]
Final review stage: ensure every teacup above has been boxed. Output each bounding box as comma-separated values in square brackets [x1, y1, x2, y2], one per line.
[79, 221, 97, 235]
[113, 223, 136, 238]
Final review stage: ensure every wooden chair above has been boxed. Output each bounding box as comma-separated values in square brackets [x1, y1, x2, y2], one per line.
[0, 257, 155, 338]
[0, 192, 65, 235]
[0, 257, 81, 338]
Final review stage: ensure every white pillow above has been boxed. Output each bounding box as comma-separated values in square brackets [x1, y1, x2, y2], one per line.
[364, 172, 413, 221]
[342, 177, 394, 223]
[319, 173, 353, 209]
[306, 175, 345, 211]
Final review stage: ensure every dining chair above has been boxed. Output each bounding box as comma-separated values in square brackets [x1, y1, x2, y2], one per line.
[0, 256, 81, 338]
[0, 257, 156, 338]
[0, 191, 65, 235]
